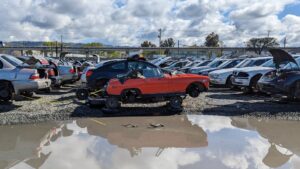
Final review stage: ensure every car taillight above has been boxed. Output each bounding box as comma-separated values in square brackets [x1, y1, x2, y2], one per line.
[48, 69, 55, 76]
[69, 68, 75, 74]
[29, 73, 40, 80]
[86, 70, 93, 78]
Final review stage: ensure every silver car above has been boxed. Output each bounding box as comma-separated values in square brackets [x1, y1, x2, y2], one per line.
[0, 54, 51, 101]
[48, 58, 78, 84]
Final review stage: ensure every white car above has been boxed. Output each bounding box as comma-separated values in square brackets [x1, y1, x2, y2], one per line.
[231, 55, 300, 93]
[209, 57, 271, 87]
[151, 57, 171, 67]
[231, 58, 280, 92]
[189, 59, 227, 74]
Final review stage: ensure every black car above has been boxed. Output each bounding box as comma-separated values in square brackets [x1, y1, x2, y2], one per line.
[86, 59, 158, 91]
[258, 49, 300, 100]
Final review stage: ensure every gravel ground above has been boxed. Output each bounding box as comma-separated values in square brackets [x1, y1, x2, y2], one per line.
[1, 84, 300, 125]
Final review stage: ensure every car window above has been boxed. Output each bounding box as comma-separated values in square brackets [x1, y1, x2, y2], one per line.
[2, 55, 24, 66]
[226, 60, 242, 68]
[261, 59, 275, 68]
[254, 59, 269, 66]
[129, 61, 163, 78]
[197, 61, 210, 66]
[0, 60, 3, 69]
[235, 59, 250, 68]
[111, 62, 126, 70]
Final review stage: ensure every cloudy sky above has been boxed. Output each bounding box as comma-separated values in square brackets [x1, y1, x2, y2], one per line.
[1, 0, 300, 47]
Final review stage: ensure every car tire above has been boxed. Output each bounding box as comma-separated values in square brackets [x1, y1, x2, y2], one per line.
[76, 88, 90, 100]
[169, 96, 183, 110]
[250, 75, 262, 93]
[44, 87, 52, 93]
[0, 81, 13, 102]
[21, 91, 34, 97]
[105, 97, 120, 109]
[187, 83, 203, 98]
[226, 76, 234, 89]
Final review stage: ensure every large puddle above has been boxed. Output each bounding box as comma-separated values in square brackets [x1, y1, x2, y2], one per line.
[1, 115, 300, 169]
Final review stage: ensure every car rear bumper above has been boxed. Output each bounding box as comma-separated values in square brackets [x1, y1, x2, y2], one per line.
[13, 79, 51, 94]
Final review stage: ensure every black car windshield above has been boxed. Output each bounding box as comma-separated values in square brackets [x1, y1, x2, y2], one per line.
[207, 60, 224, 68]
[2, 55, 24, 66]
[217, 60, 232, 68]
[196, 60, 211, 67]
[261, 59, 276, 68]
[234, 59, 250, 68]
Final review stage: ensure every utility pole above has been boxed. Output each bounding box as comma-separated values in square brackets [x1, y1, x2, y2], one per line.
[158, 29, 162, 47]
[55, 41, 58, 58]
[283, 37, 287, 48]
[158, 28, 162, 55]
[60, 35, 63, 55]
[177, 40, 180, 56]
[267, 30, 271, 37]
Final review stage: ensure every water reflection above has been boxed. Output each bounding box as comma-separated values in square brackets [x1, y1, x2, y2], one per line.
[0, 115, 300, 169]
[231, 117, 300, 168]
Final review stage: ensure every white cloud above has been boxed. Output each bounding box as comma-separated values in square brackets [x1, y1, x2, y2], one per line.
[0, 0, 299, 46]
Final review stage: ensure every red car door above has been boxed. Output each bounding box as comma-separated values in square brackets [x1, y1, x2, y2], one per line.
[143, 76, 170, 94]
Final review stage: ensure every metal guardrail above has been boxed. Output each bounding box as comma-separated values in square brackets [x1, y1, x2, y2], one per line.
[0, 46, 299, 52]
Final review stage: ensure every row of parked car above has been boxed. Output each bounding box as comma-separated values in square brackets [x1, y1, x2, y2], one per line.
[1, 49, 299, 104]
[0, 54, 90, 101]
[149, 49, 300, 100]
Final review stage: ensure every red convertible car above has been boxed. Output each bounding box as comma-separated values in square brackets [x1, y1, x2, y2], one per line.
[104, 62, 209, 110]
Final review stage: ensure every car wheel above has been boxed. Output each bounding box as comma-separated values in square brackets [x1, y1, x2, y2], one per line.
[250, 75, 262, 93]
[44, 87, 52, 93]
[0, 81, 13, 101]
[21, 91, 34, 97]
[76, 88, 89, 100]
[187, 84, 203, 98]
[169, 96, 183, 110]
[105, 97, 120, 109]
[226, 76, 234, 89]
[121, 89, 140, 102]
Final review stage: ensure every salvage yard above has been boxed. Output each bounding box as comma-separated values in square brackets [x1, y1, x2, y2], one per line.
[1, 84, 300, 125]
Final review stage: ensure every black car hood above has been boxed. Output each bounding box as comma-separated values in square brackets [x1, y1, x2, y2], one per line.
[269, 49, 298, 69]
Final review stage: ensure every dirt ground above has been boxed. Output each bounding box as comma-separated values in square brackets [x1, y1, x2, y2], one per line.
[1, 84, 300, 125]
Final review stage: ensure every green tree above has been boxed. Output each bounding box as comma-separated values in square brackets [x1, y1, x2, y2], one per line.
[25, 50, 33, 55]
[160, 38, 175, 47]
[141, 41, 156, 47]
[246, 37, 279, 55]
[205, 32, 220, 47]
[83, 42, 103, 47]
[43, 41, 61, 47]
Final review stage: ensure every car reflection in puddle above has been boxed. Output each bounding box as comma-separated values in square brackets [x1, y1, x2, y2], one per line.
[1, 115, 300, 169]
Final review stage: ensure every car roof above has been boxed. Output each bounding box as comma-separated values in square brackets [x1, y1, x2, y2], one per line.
[248, 57, 272, 60]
